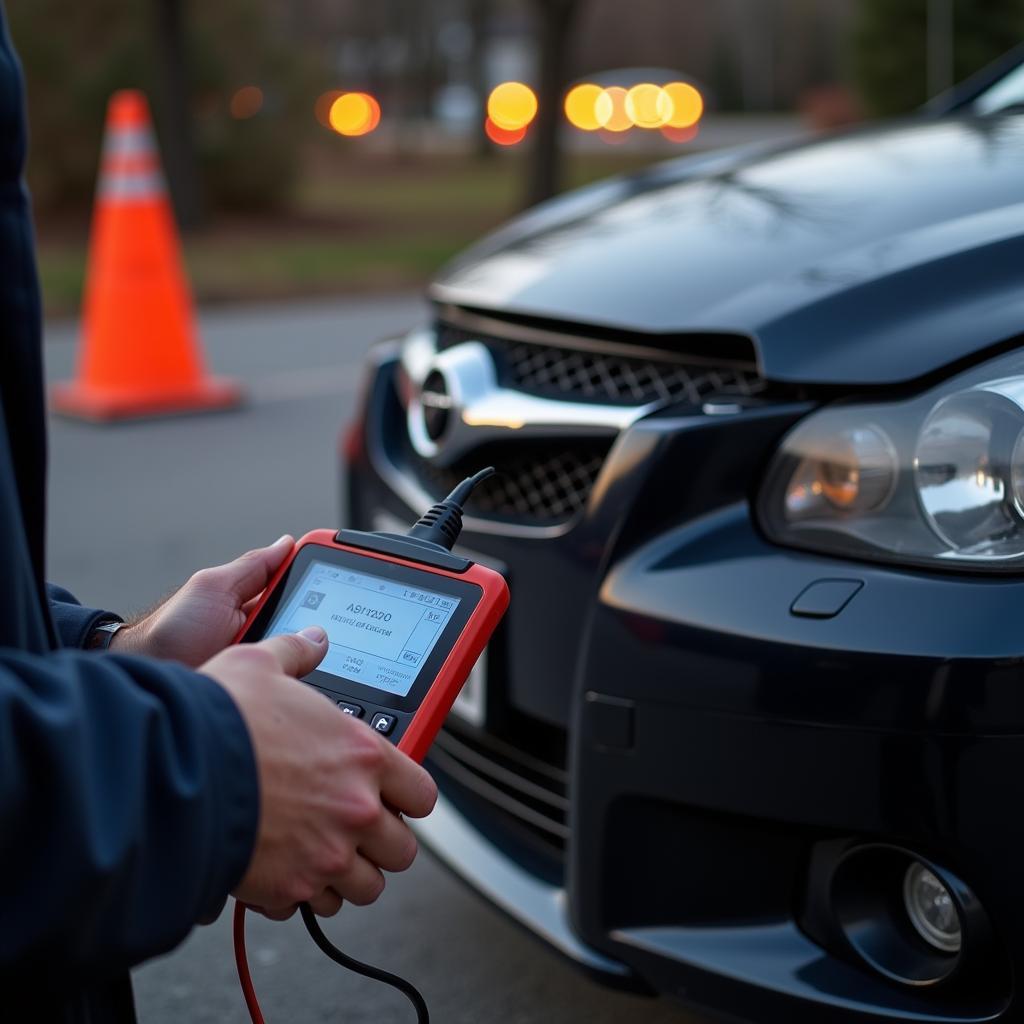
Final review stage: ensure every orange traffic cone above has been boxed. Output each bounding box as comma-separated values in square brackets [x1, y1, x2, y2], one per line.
[52, 90, 241, 421]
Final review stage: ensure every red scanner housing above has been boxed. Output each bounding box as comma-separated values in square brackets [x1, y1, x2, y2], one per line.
[234, 528, 509, 763]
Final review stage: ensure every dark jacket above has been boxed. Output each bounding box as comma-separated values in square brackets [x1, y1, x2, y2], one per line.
[0, 7, 260, 1021]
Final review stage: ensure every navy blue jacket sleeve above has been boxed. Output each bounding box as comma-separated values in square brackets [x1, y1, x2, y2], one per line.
[0, 647, 259, 979]
[46, 583, 122, 649]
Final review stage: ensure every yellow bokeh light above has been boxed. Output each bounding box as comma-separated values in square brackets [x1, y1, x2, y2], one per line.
[329, 93, 381, 137]
[564, 83, 605, 131]
[662, 82, 704, 128]
[487, 82, 538, 131]
[565, 79, 705, 136]
[625, 83, 670, 128]
[600, 86, 632, 133]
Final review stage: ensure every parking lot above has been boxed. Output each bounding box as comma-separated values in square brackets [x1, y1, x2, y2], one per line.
[44, 296, 699, 1024]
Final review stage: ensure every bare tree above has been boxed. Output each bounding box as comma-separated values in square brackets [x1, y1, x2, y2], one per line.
[152, 0, 203, 227]
[468, 0, 495, 158]
[525, 0, 583, 206]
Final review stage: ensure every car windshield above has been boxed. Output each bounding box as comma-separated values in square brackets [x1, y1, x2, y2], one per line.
[974, 59, 1024, 113]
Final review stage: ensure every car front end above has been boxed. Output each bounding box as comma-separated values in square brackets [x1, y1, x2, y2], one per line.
[345, 109, 1024, 1022]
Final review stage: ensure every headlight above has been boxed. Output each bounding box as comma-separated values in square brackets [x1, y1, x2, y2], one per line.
[759, 349, 1024, 570]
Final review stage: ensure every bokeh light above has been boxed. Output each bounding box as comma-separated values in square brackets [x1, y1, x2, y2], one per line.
[328, 93, 381, 137]
[564, 83, 606, 131]
[229, 86, 264, 120]
[600, 86, 632, 133]
[625, 83, 670, 128]
[487, 82, 538, 131]
[485, 116, 527, 146]
[662, 82, 704, 128]
[562, 78, 705, 140]
[315, 90, 344, 128]
[661, 123, 700, 143]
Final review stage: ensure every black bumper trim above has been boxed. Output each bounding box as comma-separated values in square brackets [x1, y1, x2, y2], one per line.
[612, 923, 1005, 1023]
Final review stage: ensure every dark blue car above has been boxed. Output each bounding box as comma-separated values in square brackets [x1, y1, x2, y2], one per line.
[345, 51, 1024, 1023]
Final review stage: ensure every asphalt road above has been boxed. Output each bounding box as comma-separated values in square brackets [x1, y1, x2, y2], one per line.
[43, 297, 699, 1024]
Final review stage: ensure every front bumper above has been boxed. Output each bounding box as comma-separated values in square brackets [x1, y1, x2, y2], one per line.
[347, 341, 1024, 1023]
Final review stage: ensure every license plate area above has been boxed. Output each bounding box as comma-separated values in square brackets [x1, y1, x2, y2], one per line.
[450, 651, 486, 727]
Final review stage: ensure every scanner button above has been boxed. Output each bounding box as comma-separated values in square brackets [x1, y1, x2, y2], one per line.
[337, 702, 364, 718]
[370, 713, 396, 736]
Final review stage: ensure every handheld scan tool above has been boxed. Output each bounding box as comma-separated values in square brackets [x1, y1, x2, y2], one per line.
[233, 468, 509, 1024]
[233, 467, 507, 762]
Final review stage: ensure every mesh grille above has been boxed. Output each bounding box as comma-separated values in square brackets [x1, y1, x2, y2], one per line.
[437, 322, 764, 407]
[406, 440, 609, 525]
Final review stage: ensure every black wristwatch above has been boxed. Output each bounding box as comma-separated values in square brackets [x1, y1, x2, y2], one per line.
[86, 620, 126, 651]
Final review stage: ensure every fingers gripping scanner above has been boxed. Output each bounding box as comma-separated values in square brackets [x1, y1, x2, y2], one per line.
[232, 468, 509, 1023]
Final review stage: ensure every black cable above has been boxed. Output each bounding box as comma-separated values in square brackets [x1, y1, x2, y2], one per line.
[300, 903, 429, 1023]
[407, 466, 495, 551]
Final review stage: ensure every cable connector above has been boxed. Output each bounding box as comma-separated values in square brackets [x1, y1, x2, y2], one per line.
[406, 466, 494, 551]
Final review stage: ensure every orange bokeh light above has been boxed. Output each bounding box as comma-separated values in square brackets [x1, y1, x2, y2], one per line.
[230, 86, 264, 120]
[564, 83, 605, 131]
[600, 87, 632, 133]
[485, 116, 527, 146]
[328, 93, 381, 137]
[662, 82, 704, 128]
[487, 82, 538, 131]
[625, 83, 670, 128]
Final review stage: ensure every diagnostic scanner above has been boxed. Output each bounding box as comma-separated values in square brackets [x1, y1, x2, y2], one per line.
[233, 467, 509, 762]
[233, 468, 509, 1024]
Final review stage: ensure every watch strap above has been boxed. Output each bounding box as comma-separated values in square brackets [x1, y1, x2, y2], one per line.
[86, 619, 126, 651]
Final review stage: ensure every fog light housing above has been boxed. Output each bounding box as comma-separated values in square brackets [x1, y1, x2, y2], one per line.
[903, 861, 962, 954]
[831, 846, 981, 986]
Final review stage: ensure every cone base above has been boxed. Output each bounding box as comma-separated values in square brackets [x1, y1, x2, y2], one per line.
[51, 377, 243, 422]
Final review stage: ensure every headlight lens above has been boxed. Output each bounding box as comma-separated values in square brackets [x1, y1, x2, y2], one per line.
[759, 350, 1024, 570]
[784, 425, 897, 519]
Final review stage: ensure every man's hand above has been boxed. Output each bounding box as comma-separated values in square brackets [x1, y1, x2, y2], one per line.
[110, 536, 294, 667]
[201, 628, 438, 919]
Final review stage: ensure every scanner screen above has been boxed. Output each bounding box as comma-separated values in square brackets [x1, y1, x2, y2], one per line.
[266, 560, 461, 697]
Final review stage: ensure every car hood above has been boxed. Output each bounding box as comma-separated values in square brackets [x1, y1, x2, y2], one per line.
[432, 114, 1024, 386]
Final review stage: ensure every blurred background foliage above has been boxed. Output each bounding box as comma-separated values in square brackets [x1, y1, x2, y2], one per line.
[853, 0, 1024, 115]
[7, 0, 1024, 316]
[10, 0, 314, 213]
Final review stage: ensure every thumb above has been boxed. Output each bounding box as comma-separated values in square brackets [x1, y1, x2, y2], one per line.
[257, 626, 329, 679]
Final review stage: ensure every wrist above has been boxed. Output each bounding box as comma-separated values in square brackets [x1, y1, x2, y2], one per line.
[105, 621, 142, 654]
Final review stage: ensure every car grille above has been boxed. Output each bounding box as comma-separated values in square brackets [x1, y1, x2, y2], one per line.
[403, 439, 610, 525]
[428, 719, 569, 868]
[395, 315, 765, 526]
[437, 321, 765, 407]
